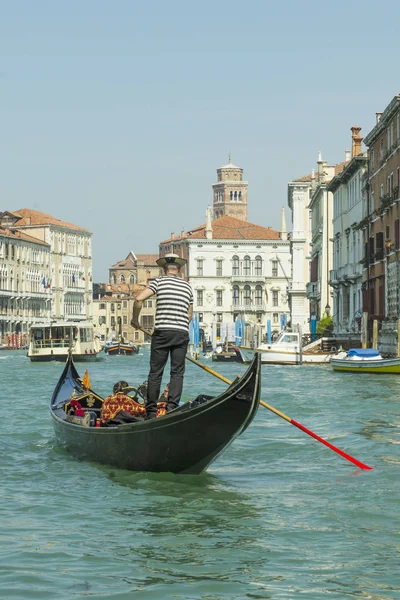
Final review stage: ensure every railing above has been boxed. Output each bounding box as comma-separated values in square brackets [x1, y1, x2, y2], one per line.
[231, 303, 266, 312]
[230, 275, 265, 282]
[306, 281, 320, 297]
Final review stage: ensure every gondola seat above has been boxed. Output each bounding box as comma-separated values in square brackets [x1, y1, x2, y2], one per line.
[101, 393, 147, 423]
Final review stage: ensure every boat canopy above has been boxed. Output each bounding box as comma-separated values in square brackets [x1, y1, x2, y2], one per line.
[347, 348, 381, 358]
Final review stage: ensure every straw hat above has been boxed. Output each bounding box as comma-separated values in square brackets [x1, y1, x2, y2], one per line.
[156, 253, 187, 268]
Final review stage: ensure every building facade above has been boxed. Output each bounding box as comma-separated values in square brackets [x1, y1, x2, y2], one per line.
[5, 209, 93, 322]
[287, 176, 313, 334]
[306, 154, 349, 321]
[0, 218, 51, 341]
[160, 210, 291, 343]
[363, 95, 400, 353]
[328, 131, 368, 340]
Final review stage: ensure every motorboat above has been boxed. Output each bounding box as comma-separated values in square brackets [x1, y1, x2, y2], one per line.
[238, 330, 332, 365]
[330, 348, 400, 373]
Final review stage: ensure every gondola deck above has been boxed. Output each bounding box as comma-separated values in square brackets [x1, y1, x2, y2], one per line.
[50, 353, 261, 474]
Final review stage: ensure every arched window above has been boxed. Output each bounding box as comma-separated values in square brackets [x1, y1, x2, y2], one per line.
[230, 191, 233, 201]
[112, 274, 116, 284]
[244, 285, 251, 305]
[234, 191, 237, 202]
[255, 285, 263, 305]
[232, 255, 239, 276]
[239, 191, 242, 201]
[243, 255, 251, 276]
[120, 274, 125, 283]
[232, 285, 239, 305]
[255, 255, 262, 276]
[130, 274, 135, 284]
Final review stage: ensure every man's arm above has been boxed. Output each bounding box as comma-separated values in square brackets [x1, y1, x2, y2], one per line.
[131, 287, 155, 329]
[188, 303, 193, 322]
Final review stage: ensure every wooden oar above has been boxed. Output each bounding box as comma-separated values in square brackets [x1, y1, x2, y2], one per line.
[138, 327, 373, 470]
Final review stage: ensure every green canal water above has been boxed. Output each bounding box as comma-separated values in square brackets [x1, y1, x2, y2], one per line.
[0, 349, 399, 599]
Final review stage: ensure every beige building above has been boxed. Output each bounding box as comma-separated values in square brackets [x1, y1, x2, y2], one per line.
[212, 157, 248, 221]
[93, 252, 160, 344]
[5, 208, 93, 322]
[109, 251, 161, 287]
[0, 216, 51, 342]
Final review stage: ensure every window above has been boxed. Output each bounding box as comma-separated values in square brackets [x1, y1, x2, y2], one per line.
[273, 312, 279, 324]
[134, 331, 139, 340]
[216, 290, 223, 306]
[272, 291, 279, 306]
[255, 285, 263, 305]
[232, 285, 239, 305]
[244, 285, 251, 305]
[197, 290, 203, 306]
[111, 316, 115, 327]
[232, 255, 239, 276]
[111, 303, 115, 312]
[100, 303, 106, 310]
[99, 316, 106, 325]
[112, 274, 116, 284]
[370, 149, 375, 172]
[216, 260, 222, 277]
[130, 274, 135, 284]
[375, 232, 384, 261]
[123, 301, 127, 308]
[197, 259, 203, 276]
[216, 313, 223, 322]
[120, 274, 125, 283]
[123, 316, 128, 325]
[198, 313, 203, 322]
[256, 312, 262, 322]
[143, 300, 153, 308]
[255, 256, 262, 276]
[272, 260, 278, 277]
[141, 315, 154, 329]
[243, 256, 251, 276]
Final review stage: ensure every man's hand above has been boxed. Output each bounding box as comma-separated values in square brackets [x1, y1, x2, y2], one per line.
[131, 319, 140, 330]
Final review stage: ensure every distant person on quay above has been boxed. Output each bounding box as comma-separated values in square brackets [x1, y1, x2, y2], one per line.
[131, 253, 193, 419]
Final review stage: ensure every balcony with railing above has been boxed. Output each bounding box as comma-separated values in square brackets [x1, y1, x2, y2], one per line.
[230, 274, 265, 283]
[306, 280, 320, 298]
[231, 302, 266, 312]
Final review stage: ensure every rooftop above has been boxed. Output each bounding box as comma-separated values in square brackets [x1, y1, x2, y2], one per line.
[161, 215, 281, 243]
[10, 208, 90, 232]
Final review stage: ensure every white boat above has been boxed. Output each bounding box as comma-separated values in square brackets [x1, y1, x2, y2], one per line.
[238, 330, 332, 365]
[27, 322, 102, 362]
[331, 348, 400, 373]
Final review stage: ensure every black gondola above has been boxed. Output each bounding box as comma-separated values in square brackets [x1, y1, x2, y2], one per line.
[50, 353, 261, 474]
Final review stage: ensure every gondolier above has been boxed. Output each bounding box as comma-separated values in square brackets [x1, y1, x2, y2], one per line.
[131, 253, 193, 418]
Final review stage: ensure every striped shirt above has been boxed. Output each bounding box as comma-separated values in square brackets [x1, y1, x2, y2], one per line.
[148, 276, 193, 332]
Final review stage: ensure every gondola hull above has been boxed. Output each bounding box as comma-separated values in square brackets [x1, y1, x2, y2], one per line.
[50, 353, 261, 474]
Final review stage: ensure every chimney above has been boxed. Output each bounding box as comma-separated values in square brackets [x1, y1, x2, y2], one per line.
[180, 230, 185, 239]
[345, 150, 351, 162]
[317, 151, 324, 182]
[351, 126, 363, 157]
[280, 207, 288, 241]
[376, 112, 382, 124]
[205, 206, 213, 240]
[171, 233, 175, 240]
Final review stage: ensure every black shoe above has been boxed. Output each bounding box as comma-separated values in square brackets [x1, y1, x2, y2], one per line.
[145, 412, 157, 420]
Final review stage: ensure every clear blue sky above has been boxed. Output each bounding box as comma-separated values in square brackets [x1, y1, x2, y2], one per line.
[1, 0, 399, 280]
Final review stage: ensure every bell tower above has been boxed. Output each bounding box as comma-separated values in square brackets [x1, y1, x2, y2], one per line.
[212, 156, 248, 221]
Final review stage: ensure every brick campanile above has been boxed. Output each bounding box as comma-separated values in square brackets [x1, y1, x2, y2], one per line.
[212, 156, 248, 221]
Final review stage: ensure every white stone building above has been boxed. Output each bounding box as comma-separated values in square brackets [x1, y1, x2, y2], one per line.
[328, 135, 367, 340]
[6, 208, 93, 322]
[159, 210, 291, 343]
[287, 175, 313, 334]
[0, 216, 51, 341]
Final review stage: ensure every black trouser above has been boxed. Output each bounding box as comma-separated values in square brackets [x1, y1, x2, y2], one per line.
[146, 329, 189, 416]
